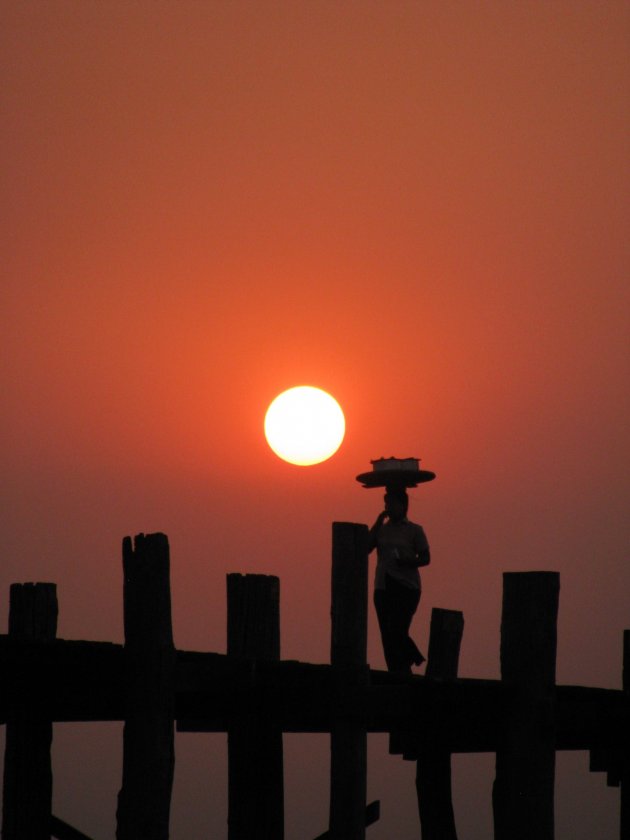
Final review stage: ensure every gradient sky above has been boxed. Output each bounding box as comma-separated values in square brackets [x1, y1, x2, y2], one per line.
[2, 2, 629, 838]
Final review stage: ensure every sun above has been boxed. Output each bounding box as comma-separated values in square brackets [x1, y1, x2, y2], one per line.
[264, 386, 345, 466]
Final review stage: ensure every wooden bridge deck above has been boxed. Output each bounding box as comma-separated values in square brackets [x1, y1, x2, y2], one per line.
[0, 635, 624, 753]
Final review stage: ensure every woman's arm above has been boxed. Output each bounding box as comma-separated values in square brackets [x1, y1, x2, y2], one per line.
[415, 546, 431, 567]
[368, 511, 388, 552]
[395, 545, 430, 568]
[414, 526, 430, 567]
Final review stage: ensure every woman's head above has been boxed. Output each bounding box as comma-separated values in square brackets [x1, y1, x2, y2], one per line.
[384, 488, 409, 520]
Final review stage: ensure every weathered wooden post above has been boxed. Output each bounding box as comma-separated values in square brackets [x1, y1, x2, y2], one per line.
[493, 571, 559, 840]
[621, 629, 630, 840]
[329, 522, 369, 840]
[415, 607, 464, 840]
[2, 582, 58, 840]
[116, 533, 175, 840]
[227, 573, 283, 840]
[425, 608, 465, 682]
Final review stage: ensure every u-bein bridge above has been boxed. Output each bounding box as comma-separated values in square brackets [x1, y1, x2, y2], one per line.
[0, 525, 628, 839]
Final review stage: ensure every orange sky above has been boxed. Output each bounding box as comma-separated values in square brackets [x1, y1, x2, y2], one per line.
[1, 2, 629, 838]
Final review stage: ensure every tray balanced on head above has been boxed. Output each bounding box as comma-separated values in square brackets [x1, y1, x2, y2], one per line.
[356, 457, 436, 489]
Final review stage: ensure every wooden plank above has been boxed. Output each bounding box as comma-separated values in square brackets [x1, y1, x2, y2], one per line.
[2, 582, 57, 840]
[0, 637, 124, 723]
[493, 572, 559, 840]
[0, 636, 625, 751]
[555, 684, 626, 751]
[415, 608, 464, 840]
[227, 573, 284, 840]
[116, 533, 175, 840]
[50, 814, 95, 839]
[329, 522, 369, 840]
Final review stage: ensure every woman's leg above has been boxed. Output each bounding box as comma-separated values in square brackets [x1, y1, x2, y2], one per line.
[401, 586, 424, 666]
[375, 577, 422, 672]
[374, 587, 400, 671]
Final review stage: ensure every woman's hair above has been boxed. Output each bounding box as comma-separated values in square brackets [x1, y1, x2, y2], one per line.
[384, 488, 409, 514]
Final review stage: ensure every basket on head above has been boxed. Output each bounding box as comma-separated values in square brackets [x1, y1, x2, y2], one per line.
[356, 457, 436, 490]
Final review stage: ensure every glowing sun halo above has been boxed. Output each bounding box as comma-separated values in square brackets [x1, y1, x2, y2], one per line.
[264, 386, 345, 466]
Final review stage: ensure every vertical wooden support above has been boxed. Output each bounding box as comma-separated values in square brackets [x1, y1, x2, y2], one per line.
[116, 533, 174, 840]
[425, 608, 465, 681]
[493, 572, 559, 840]
[621, 629, 630, 840]
[416, 607, 464, 840]
[2, 582, 58, 840]
[329, 522, 369, 840]
[227, 573, 283, 840]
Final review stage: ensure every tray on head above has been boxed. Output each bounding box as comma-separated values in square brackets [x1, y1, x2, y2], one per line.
[356, 469, 436, 488]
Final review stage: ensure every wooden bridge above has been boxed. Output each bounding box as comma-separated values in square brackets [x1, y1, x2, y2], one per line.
[1, 524, 628, 839]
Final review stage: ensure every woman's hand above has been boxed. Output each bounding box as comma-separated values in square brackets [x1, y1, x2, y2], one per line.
[395, 546, 418, 567]
[373, 510, 389, 529]
[368, 511, 389, 552]
[397, 547, 430, 568]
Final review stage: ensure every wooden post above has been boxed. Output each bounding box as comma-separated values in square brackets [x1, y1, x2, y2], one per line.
[621, 629, 630, 840]
[415, 607, 464, 840]
[227, 573, 283, 840]
[425, 607, 465, 680]
[493, 572, 559, 840]
[116, 533, 174, 840]
[2, 582, 58, 840]
[329, 522, 369, 840]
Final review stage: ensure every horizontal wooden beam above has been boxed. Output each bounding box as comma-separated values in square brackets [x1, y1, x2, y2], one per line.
[0, 637, 125, 722]
[0, 637, 626, 753]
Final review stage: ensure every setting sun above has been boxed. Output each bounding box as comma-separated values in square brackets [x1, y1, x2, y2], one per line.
[264, 386, 345, 466]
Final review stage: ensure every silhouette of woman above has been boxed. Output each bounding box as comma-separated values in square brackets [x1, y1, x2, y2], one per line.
[368, 488, 430, 673]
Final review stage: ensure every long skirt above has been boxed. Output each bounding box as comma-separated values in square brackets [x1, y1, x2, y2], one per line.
[373, 574, 424, 673]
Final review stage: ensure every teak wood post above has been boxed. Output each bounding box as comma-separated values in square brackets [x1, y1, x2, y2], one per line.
[116, 533, 175, 840]
[2, 582, 57, 840]
[493, 572, 559, 840]
[621, 629, 630, 840]
[416, 607, 464, 840]
[227, 573, 283, 840]
[329, 522, 369, 840]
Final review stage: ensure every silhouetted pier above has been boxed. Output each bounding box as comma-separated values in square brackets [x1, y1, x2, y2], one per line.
[1, 525, 628, 839]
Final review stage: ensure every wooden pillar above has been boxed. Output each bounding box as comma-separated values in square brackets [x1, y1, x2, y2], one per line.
[227, 573, 283, 840]
[425, 607, 464, 681]
[116, 533, 174, 840]
[2, 582, 58, 840]
[493, 572, 559, 840]
[416, 607, 464, 840]
[621, 629, 630, 840]
[329, 522, 369, 840]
